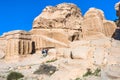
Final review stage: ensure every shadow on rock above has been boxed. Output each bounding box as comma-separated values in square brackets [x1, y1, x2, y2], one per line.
[112, 28, 120, 40]
[34, 64, 57, 76]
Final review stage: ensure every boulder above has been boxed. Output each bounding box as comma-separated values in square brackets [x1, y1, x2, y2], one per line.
[93, 48, 108, 66]
[71, 46, 90, 59]
[56, 47, 92, 59]
[48, 49, 57, 59]
[101, 64, 120, 80]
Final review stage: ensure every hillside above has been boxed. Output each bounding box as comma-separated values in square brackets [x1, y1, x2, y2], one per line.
[0, 2, 120, 80]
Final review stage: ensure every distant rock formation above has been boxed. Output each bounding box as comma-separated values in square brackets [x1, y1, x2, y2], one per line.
[112, 2, 120, 40]
[33, 3, 83, 29]
[31, 3, 83, 52]
[81, 8, 116, 39]
[0, 30, 32, 59]
[0, 3, 117, 58]
[0, 2, 120, 80]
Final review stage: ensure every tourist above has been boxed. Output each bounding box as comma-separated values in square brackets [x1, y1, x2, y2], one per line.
[42, 48, 48, 57]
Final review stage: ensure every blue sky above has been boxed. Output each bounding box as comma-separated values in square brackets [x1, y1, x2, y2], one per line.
[0, 0, 119, 35]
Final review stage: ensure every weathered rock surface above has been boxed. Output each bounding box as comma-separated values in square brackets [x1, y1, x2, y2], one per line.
[31, 3, 83, 51]
[30, 29, 69, 53]
[81, 8, 116, 39]
[0, 2, 120, 80]
[103, 20, 116, 37]
[0, 3, 117, 58]
[0, 38, 119, 80]
[0, 30, 32, 59]
[0, 37, 6, 59]
[33, 3, 83, 29]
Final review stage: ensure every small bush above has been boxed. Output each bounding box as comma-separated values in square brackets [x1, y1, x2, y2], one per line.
[92, 68, 101, 76]
[83, 68, 101, 77]
[83, 68, 92, 77]
[46, 59, 57, 63]
[7, 71, 24, 80]
[75, 77, 81, 80]
[34, 64, 57, 75]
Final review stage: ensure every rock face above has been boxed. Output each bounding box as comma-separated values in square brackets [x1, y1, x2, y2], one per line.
[103, 20, 116, 37]
[30, 29, 69, 53]
[0, 30, 32, 58]
[31, 3, 116, 53]
[0, 3, 117, 59]
[33, 3, 82, 29]
[81, 8, 116, 39]
[101, 40, 120, 80]
[31, 3, 83, 52]
[112, 2, 120, 40]
[0, 2, 120, 80]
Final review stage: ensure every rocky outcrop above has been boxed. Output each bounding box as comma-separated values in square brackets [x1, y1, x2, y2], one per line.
[0, 3, 117, 59]
[33, 3, 83, 29]
[31, 3, 83, 51]
[31, 3, 117, 50]
[30, 29, 69, 53]
[103, 20, 116, 37]
[0, 37, 6, 58]
[0, 30, 32, 58]
[0, 2, 120, 80]
[81, 8, 116, 39]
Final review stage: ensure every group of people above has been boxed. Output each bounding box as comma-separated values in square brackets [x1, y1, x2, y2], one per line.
[41, 48, 48, 57]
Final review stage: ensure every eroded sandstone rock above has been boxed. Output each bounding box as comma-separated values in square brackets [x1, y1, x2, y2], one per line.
[0, 37, 6, 59]
[81, 8, 116, 39]
[33, 3, 83, 29]
[30, 29, 69, 53]
[0, 30, 32, 58]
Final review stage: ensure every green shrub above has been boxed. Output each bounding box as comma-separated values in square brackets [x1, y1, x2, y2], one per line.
[34, 64, 57, 75]
[75, 77, 81, 80]
[46, 59, 57, 63]
[83, 68, 101, 77]
[83, 68, 92, 77]
[7, 71, 24, 80]
[92, 68, 101, 76]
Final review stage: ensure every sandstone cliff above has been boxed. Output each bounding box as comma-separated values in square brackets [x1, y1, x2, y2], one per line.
[82, 8, 116, 39]
[33, 3, 83, 29]
[31, 3, 83, 52]
[0, 30, 32, 59]
[0, 2, 120, 80]
[0, 2, 118, 59]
